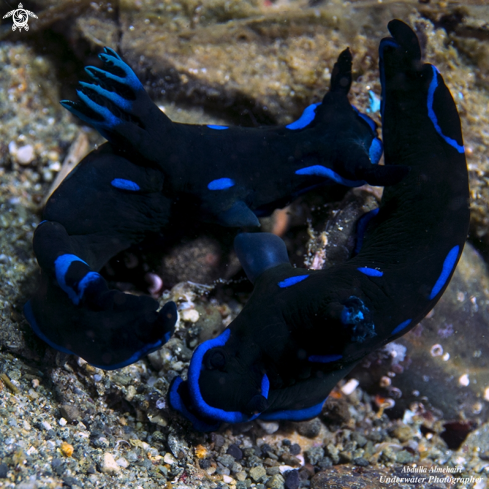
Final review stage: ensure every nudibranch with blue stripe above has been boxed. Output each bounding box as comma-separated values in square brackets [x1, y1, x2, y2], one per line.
[59, 46, 408, 227]
[169, 20, 469, 430]
[25, 44, 404, 370]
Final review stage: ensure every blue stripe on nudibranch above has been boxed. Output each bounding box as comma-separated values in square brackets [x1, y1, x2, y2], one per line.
[308, 354, 343, 363]
[427, 66, 464, 154]
[188, 329, 266, 423]
[278, 275, 309, 288]
[429, 245, 460, 300]
[352, 106, 376, 132]
[258, 398, 326, 421]
[357, 267, 383, 277]
[111, 178, 140, 191]
[295, 165, 365, 187]
[207, 125, 229, 130]
[207, 178, 235, 190]
[355, 207, 379, 254]
[286, 103, 321, 130]
[392, 319, 411, 335]
[54, 254, 89, 305]
[368, 138, 383, 164]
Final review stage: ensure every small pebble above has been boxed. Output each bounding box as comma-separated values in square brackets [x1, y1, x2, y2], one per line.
[60, 441, 74, 457]
[227, 444, 243, 460]
[289, 444, 301, 456]
[284, 470, 300, 489]
[0, 463, 8, 478]
[102, 452, 120, 474]
[16, 144, 35, 165]
[58, 417, 67, 427]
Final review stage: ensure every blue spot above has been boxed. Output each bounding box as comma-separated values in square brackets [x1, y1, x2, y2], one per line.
[342, 308, 363, 324]
[169, 377, 221, 432]
[208, 178, 235, 190]
[207, 125, 229, 130]
[429, 245, 460, 300]
[458, 92, 464, 100]
[54, 254, 89, 305]
[295, 165, 365, 187]
[308, 354, 343, 363]
[286, 103, 320, 130]
[355, 207, 379, 254]
[427, 66, 464, 154]
[357, 267, 383, 277]
[392, 319, 411, 335]
[258, 398, 326, 421]
[278, 275, 309, 288]
[367, 90, 381, 113]
[188, 329, 268, 423]
[261, 374, 270, 398]
[111, 178, 140, 191]
[368, 138, 383, 164]
[352, 106, 376, 132]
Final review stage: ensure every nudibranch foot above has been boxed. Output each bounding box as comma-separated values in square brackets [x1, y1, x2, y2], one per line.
[26, 271, 177, 370]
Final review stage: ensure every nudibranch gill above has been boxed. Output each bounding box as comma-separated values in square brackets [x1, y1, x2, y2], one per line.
[169, 19, 470, 430]
[25, 45, 398, 370]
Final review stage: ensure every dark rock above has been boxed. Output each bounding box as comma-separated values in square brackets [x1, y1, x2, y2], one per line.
[317, 457, 333, 469]
[227, 444, 243, 460]
[51, 458, 65, 476]
[289, 443, 301, 455]
[353, 457, 369, 466]
[280, 453, 302, 467]
[282, 439, 291, 446]
[321, 398, 351, 427]
[0, 463, 8, 478]
[63, 476, 81, 488]
[284, 469, 300, 489]
[295, 419, 322, 438]
[199, 458, 212, 469]
[212, 434, 225, 448]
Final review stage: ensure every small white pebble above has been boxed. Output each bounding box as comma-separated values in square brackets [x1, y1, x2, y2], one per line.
[41, 421, 52, 431]
[16, 144, 35, 165]
[222, 475, 234, 484]
[116, 457, 129, 468]
[58, 417, 67, 427]
[279, 465, 295, 474]
[459, 374, 470, 387]
[341, 378, 359, 395]
[31, 378, 40, 388]
[181, 308, 199, 323]
[102, 452, 120, 474]
[164, 453, 177, 465]
[23, 421, 31, 430]
[484, 387, 489, 402]
[442, 352, 450, 361]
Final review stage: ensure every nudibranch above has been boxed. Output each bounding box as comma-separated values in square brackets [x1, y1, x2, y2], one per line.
[169, 20, 470, 430]
[25, 44, 398, 369]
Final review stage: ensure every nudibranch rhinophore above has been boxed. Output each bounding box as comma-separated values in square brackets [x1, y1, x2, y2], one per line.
[169, 19, 470, 430]
[25, 44, 398, 369]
